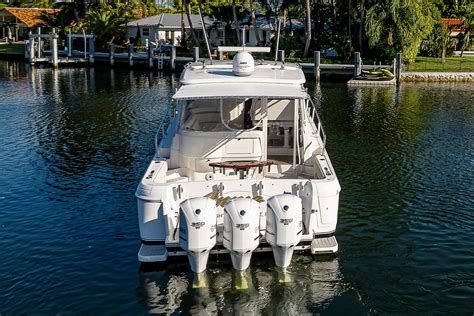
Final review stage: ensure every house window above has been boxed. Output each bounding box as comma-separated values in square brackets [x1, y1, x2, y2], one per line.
[142, 28, 149, 36]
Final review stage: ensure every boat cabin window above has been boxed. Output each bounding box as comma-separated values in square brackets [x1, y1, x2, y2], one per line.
[180, 98, 263, 132]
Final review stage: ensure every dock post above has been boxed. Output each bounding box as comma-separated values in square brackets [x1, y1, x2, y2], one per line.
[128, 44, 134, 67]
[37, 27, 42, 59]
[24, 39, 29, 60]
[148, 41, 153, 69]
[52, 29, 59, 68]
[109, 43, 115, 66]
[29, 33, 35, 65]
[193, 47, 199, 62]
[89, 35, 95, 65]
[278, 50, 285, 63]
[170, 45, 176, 71]
[353, 52, 361, 78]
[67, 29, 72, 57]
[396, 53, 402, 83]
[314, 51, 321, 82]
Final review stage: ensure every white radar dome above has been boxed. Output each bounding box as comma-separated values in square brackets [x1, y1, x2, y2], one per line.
[232, 52, 255, 76]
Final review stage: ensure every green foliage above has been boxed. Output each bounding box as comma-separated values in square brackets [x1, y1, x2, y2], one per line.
[365, 0, 436, 63]
[277, 37, 301, 58]
[86, 8, 126, 48]
[17, 0, 471, 62]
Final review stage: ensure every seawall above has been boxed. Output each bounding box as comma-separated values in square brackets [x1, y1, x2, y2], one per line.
[401, 72, 474, 82]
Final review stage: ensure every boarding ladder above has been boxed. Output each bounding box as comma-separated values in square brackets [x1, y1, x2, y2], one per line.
[157, 53, 165, 70]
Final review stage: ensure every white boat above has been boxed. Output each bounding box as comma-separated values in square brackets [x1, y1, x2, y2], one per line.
[136, 47, 340, 273]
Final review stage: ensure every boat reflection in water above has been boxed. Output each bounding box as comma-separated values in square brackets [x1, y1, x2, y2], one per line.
[137, 254, 344, 314]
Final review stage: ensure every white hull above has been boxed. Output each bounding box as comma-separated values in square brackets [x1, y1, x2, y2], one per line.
[136, 54, 341, 272]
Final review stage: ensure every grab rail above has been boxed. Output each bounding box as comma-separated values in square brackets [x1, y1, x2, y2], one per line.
[155, 102, 178, 152]
[306, 98, 327, 154]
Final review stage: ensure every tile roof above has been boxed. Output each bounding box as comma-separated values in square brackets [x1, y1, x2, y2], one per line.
[441, 18, 464, 33]
[2, 7, 59, 28]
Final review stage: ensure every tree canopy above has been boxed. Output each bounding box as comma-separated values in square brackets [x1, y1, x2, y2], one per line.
[9, 0, 474, 61]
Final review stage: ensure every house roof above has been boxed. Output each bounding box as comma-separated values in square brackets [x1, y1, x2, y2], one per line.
[2, 7, 59, 28]
[234, 16, 304, 31]
[441, 18, 464, 34]
[129, 13, 214, 29]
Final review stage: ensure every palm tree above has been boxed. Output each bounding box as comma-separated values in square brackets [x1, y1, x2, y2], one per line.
[86, 8, 125, 48]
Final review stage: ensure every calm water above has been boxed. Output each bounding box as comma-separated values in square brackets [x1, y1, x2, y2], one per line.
[0, 61, 472, 315]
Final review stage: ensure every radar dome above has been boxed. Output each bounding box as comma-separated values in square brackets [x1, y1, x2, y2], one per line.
[232, 52, 255, 76]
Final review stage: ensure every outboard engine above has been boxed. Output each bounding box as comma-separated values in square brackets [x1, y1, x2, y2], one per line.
[223, 198, 260, 270]
[179, 197, 217, 273]
[266, 194, 303, 268]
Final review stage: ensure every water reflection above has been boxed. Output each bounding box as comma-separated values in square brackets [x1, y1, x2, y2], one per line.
[23, 67, 176, 200]
[137, 255, 346, 314]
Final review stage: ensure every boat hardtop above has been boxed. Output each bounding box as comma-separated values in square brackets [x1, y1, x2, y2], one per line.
[136, 49, 340, 274]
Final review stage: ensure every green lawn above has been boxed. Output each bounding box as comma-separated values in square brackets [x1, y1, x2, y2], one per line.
[0, 43, 25, 55]
[406, 56, 474, 72]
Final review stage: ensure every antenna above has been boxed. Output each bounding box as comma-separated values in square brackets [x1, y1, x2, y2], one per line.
[274, 17, 281, 63]
[198, 5, 213, 64]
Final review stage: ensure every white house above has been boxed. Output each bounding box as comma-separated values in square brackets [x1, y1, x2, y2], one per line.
[126, 13, 223, 47]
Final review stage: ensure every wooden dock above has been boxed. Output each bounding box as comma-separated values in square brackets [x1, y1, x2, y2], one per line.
[24, 30, 403, 84]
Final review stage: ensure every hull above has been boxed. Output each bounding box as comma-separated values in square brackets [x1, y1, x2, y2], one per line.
[137, 159, 340, 267]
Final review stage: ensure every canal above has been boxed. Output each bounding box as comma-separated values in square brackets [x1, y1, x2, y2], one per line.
[0, 61, 472, 314]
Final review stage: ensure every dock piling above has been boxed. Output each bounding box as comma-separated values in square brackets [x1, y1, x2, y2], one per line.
[24, 39, 30, 60]
[109, 43, 115, 66]
[314, 51, 321, 82]
[29, 32, 35, 65]
[51, 29, 58, 68]
[353, 52, 361, 78]
[88, 35, 95, 65]
[171, 45, 176, 71]
[396, 53, 402, 82]
[193, 47, 199, 62]
[148, 41, 153, 69]
[128, 44, 134, 67]
[67, 29, 72, 57]
[278, 50, 285, 63]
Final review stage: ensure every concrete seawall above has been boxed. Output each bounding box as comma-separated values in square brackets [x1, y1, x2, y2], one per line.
[401, 72, 474, 82]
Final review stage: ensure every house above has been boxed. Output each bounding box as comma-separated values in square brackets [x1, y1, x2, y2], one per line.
[231, 16, 305, 47]
[0, 7, 58, 41]
[441, 18, 464, 37]
[126, 13, 223, 47]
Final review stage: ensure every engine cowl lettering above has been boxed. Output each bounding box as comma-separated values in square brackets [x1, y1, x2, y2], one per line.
[235, 223, 250, 230]
[279, 218, 293, 225]
[191, 222, 205, 229]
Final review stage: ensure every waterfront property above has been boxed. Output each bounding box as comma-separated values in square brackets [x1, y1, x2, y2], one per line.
[0, 60, 472, 314]
[126, 13, 220, 47]
[0, 7, 58, 42]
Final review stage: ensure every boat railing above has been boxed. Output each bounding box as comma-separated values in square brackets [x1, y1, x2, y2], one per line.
[306, 98, 327, 154]
[155, 102, 178, 152]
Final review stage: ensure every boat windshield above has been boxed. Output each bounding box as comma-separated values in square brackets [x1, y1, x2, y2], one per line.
[180, 98, 264, 132]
